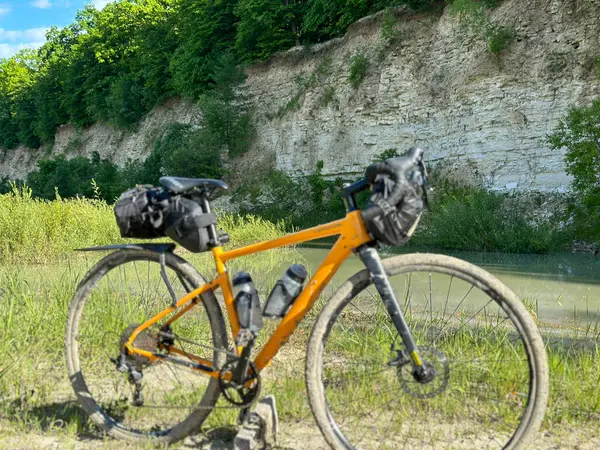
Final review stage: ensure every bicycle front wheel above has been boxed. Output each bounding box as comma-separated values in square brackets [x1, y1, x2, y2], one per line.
[65, 249, 228, 444]
[306, 253, 548, 450]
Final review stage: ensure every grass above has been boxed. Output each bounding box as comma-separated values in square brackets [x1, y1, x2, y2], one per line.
[348, 53, 369, 90]
[0, 190, 598, 447]
[0, 184, 293, 265]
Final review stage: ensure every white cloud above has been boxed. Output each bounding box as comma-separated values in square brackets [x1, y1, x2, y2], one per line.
[0, 41, 45, 58]
[91, 0, 115, 10]
[0, 28, 50, 58]
[0, 27, 49, 42]
[31, 0, 52, 8]
[0, 5, 10, 16]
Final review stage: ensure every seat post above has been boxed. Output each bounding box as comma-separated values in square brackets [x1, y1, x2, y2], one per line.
[200, 194, 220, 246]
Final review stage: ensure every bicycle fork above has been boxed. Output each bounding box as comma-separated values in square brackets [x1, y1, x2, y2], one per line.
[358, 246, 433, 383]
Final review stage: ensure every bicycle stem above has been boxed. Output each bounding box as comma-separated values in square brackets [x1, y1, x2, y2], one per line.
[357, 246, 424, 367]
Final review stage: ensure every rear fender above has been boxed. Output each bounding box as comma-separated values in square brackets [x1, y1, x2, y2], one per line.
[76, 243, 176, 253]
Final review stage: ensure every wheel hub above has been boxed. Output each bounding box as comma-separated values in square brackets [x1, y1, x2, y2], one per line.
[390, 344, 450, 399]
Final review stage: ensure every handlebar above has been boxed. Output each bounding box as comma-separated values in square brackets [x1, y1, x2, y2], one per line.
[341, 147, 427, 215]
[361, 147, 425, 221]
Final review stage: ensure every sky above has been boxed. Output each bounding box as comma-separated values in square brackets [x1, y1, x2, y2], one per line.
[0, 0, 115, 59]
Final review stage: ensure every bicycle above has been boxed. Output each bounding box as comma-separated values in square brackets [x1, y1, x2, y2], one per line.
[65, 148, 549, 449]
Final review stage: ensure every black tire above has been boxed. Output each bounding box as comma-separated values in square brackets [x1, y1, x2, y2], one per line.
[65, 249, 228, 444]
[306, 253, 549, 450]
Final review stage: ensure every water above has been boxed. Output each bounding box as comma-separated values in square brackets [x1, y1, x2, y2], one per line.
[293, 247, 600, 327]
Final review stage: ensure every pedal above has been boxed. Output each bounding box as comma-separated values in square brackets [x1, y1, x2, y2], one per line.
[233, 395, 279, 450]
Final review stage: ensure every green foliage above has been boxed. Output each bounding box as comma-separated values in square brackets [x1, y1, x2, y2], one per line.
[273, 66, 325, 118]
[170, 0, 237, 99]
[235, 0, 305, 61]
[145, 123, 225, 181]
[449, 0, 514, 55]
[0, 0, 446, 151]
[318, 86, 336, 107]
[487, 26, 515, 55]
[106, 74, 146, 128]
[348, 53, 369, 89]
[234, 161, 351, 229]
[380, 8, 400, 44]
[197, 53, 254, 158]
[412, 178, 571, 253]
[373, 148, 399, 162]
[0, 183, 289, 263]
[26, 152, 128, 202]
[303, 0, 372, 39]
[548, 98, 600, 243]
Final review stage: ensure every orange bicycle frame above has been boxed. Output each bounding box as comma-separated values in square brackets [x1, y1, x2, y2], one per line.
[125, 210, 372, 377]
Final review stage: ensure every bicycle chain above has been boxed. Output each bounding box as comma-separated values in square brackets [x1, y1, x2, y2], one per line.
[115, 325, 259, 410]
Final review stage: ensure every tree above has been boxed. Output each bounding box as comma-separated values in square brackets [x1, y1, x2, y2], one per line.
[235, 0, 306, 61]
[549, 98, 600, 242]
[170, 0, 238, 99]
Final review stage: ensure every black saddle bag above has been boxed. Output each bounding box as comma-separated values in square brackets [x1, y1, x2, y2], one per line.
[164, 196, 217, 253]
[114, 185, 170, 239]
[114, 185, 218, 253]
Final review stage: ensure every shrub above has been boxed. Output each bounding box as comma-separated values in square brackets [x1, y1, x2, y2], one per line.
[348, 53, 369, 89]
[449, 0, 514, 55]
[411, 180, 571, 253]
[548, 98, 600, 243]
[318, 86, 336, 107]
[25, 152, 128, 202]
[373, 148, 400, 162]
[487, 25, 515, 55]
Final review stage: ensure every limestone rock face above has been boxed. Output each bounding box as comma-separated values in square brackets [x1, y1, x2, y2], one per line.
[0, 98, 201, 181]
[244, 0, 600, 191]
[1, 0, 599, 191]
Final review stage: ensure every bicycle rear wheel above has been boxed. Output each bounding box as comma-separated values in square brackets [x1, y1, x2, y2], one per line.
[65, 249, 228, 444]
[306, 253, 548, 450]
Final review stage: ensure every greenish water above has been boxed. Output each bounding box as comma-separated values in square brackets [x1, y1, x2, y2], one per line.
[293, 248, 600, 328]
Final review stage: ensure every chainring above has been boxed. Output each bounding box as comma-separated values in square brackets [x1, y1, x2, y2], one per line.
[393, 345, 450, 399]
[218, 359, 261, 408]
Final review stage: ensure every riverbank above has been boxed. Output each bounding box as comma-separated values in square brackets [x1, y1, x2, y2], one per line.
[1, 188, 599, 448]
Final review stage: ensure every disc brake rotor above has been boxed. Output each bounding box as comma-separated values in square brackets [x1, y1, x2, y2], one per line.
[392, 345, 450, 399]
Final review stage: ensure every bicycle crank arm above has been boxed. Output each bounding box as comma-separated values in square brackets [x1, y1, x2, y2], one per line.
[358, 246, 424, 368]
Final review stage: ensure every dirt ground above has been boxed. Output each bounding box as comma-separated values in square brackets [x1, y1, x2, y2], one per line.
[0, 420, 598, 450]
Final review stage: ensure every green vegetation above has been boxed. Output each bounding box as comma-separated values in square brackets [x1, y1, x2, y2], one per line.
[449, 0, 515, 55]
[0, 183, 290, 264]
[549, 98, 600, 244]
[0, 0, 449, 152]
[9, 54, 251, 202]
[234, 151, 572, 254]
[411, 178, 572, 253]
[318, 85, 337, 107]
[273, 59, 334, 118]
[348, 53, 369, 89]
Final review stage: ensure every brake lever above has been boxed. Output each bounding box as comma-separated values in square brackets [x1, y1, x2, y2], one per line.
[419, 160, 432, 210]
[419, 160, 432, 192]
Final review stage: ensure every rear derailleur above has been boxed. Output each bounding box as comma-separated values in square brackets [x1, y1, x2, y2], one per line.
[112, 353, 145, 407]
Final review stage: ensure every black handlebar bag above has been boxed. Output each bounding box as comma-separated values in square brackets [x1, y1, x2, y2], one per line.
[362, 156, 426, 246]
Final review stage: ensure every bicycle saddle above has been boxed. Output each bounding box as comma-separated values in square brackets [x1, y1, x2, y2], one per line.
[159, 177, 229, 194]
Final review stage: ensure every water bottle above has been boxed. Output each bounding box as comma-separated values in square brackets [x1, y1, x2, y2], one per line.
[263, 264, 308, 318]
[232, 272, 263, 332]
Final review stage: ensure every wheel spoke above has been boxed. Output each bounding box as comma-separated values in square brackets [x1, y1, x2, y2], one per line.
[66, 252, 225, 438]
[316, 262, 541, 450]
